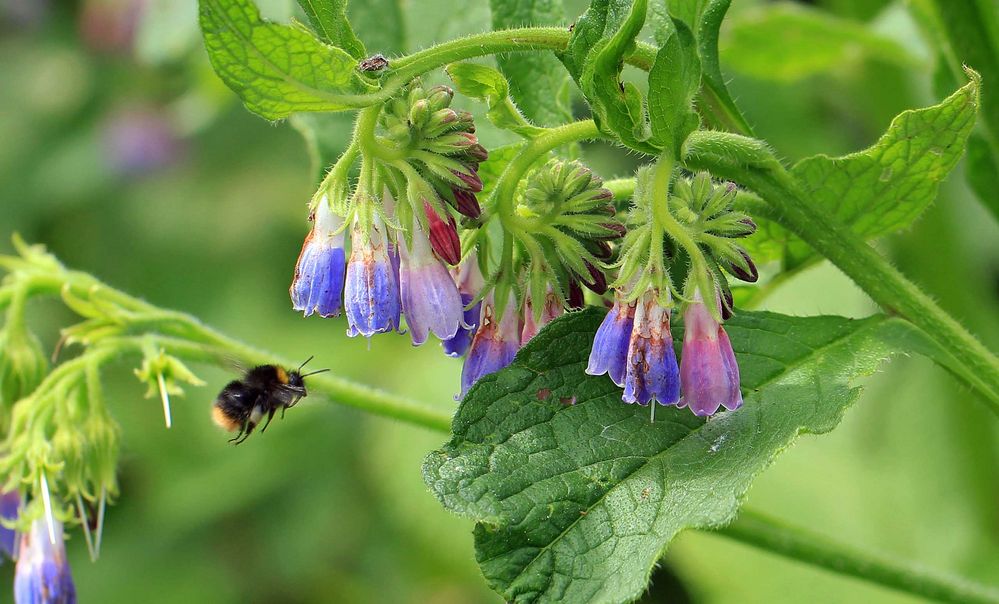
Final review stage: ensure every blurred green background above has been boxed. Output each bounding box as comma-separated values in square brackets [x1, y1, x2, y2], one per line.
[0, 0, 996, 602]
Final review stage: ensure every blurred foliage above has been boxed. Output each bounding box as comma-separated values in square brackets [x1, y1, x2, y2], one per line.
[0, 0, 995, 602]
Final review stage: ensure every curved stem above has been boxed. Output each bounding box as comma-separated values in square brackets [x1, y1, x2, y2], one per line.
[718, 510, 999, 604]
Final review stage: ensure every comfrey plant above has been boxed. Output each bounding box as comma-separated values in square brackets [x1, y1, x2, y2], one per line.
[1, 0, 998, 602]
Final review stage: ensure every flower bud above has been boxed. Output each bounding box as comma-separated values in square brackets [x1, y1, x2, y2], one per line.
[452, 168, 482, 193]
[725, 250, 758, 283]
[423, 202, 461, 266]
[0, 325, 48, 414]
[426, 85, 454, 111]
[581, 261, 608, 295]
[451, 188, 481, 219]
[567, 279, 584, 309]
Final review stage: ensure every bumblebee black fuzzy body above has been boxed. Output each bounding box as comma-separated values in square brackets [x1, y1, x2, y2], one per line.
[212, 364, 310, 444]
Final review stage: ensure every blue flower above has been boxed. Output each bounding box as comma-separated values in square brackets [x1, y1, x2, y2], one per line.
[442, 255, 484, 358]
[443, 294, 481, 357]
[290, 195, 346, 318]
[399, 220, 463, 346]
[344, 217, 401, 338]
[622, 289, 680, 406]
[459, 293, 520, 398]
[679, 289, 743, 416]
[0, 490, 20, 561]
[15, 517, 76, 604]
[586, 290, 637, 387]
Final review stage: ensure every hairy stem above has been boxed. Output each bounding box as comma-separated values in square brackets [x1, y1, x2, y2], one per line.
[719, 510, 999, 604]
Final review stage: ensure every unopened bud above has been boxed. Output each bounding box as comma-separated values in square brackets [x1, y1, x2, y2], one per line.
[426, 85, 454, 111]
[453, 168, 483, 193]
[568, 279, 584, 309]
[581, 262, 608, 295]
[451, 188, 481, 219]
[726, 250, 759, 283]
[423, 202, 462, 265]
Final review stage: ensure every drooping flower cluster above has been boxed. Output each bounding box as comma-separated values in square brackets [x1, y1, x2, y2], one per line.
[588, 171, 756, 416]
[290, 82, 487, 346]
[453, 159, 619, 396]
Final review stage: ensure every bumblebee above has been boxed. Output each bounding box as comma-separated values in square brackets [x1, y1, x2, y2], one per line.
[212, 357, 326, 444]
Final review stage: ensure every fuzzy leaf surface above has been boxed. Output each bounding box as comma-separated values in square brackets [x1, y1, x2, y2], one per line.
[425, 308, 924, 603]
[199, 0, 374, 120]
[490, 0, 572, 127]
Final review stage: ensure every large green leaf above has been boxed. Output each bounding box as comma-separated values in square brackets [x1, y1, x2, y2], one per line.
[743, 74, 980, 267]
[199, 0, 375, 120]
[296, 0, 366, 58]
[490, 0, 573, 127]
[425, 308, 926, 603]
[720, 3, 915, 82]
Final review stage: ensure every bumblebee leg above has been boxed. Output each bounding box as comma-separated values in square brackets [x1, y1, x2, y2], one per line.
[228, 422, 248, 444]
[260, 408, 278, 433]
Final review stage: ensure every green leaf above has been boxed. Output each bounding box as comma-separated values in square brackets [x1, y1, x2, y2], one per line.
[740, 73, 981, 268]
[296, 0, 366, 58]
[424, 308, 925, 604]
[575, 0, 658, 153]
[917, 0, 999, 220]
[720, 3, 916, 82]
[650, 0, 754, 135]
[791, 71, 980, 240]
[445, 63, 544, 137]
[647, 18, 701, 155]
[199, 0, 375, 120]
[560, 0, 633, 83]
[490, 0, 573, 127]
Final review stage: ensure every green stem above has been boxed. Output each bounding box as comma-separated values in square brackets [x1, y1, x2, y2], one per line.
[718, 510, 999, 604]
[683, 155, 999, 411]
[18, 270, 454, 433]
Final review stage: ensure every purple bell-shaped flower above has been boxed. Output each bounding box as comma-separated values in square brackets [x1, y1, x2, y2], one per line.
[344, 215, 401, 337]
[442, 254, 484, 357]
[520, 286, 562, 345]
[290, 195, 346, 318]
[679, 288, 743, 416]
[586, 289, 637, 387]
[15, 516, 76, 604]
[459, 292, 520, 398]
[398, 219, 464, 346]
[622, 288, 681, 406]
[0, 490, 20, 561]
